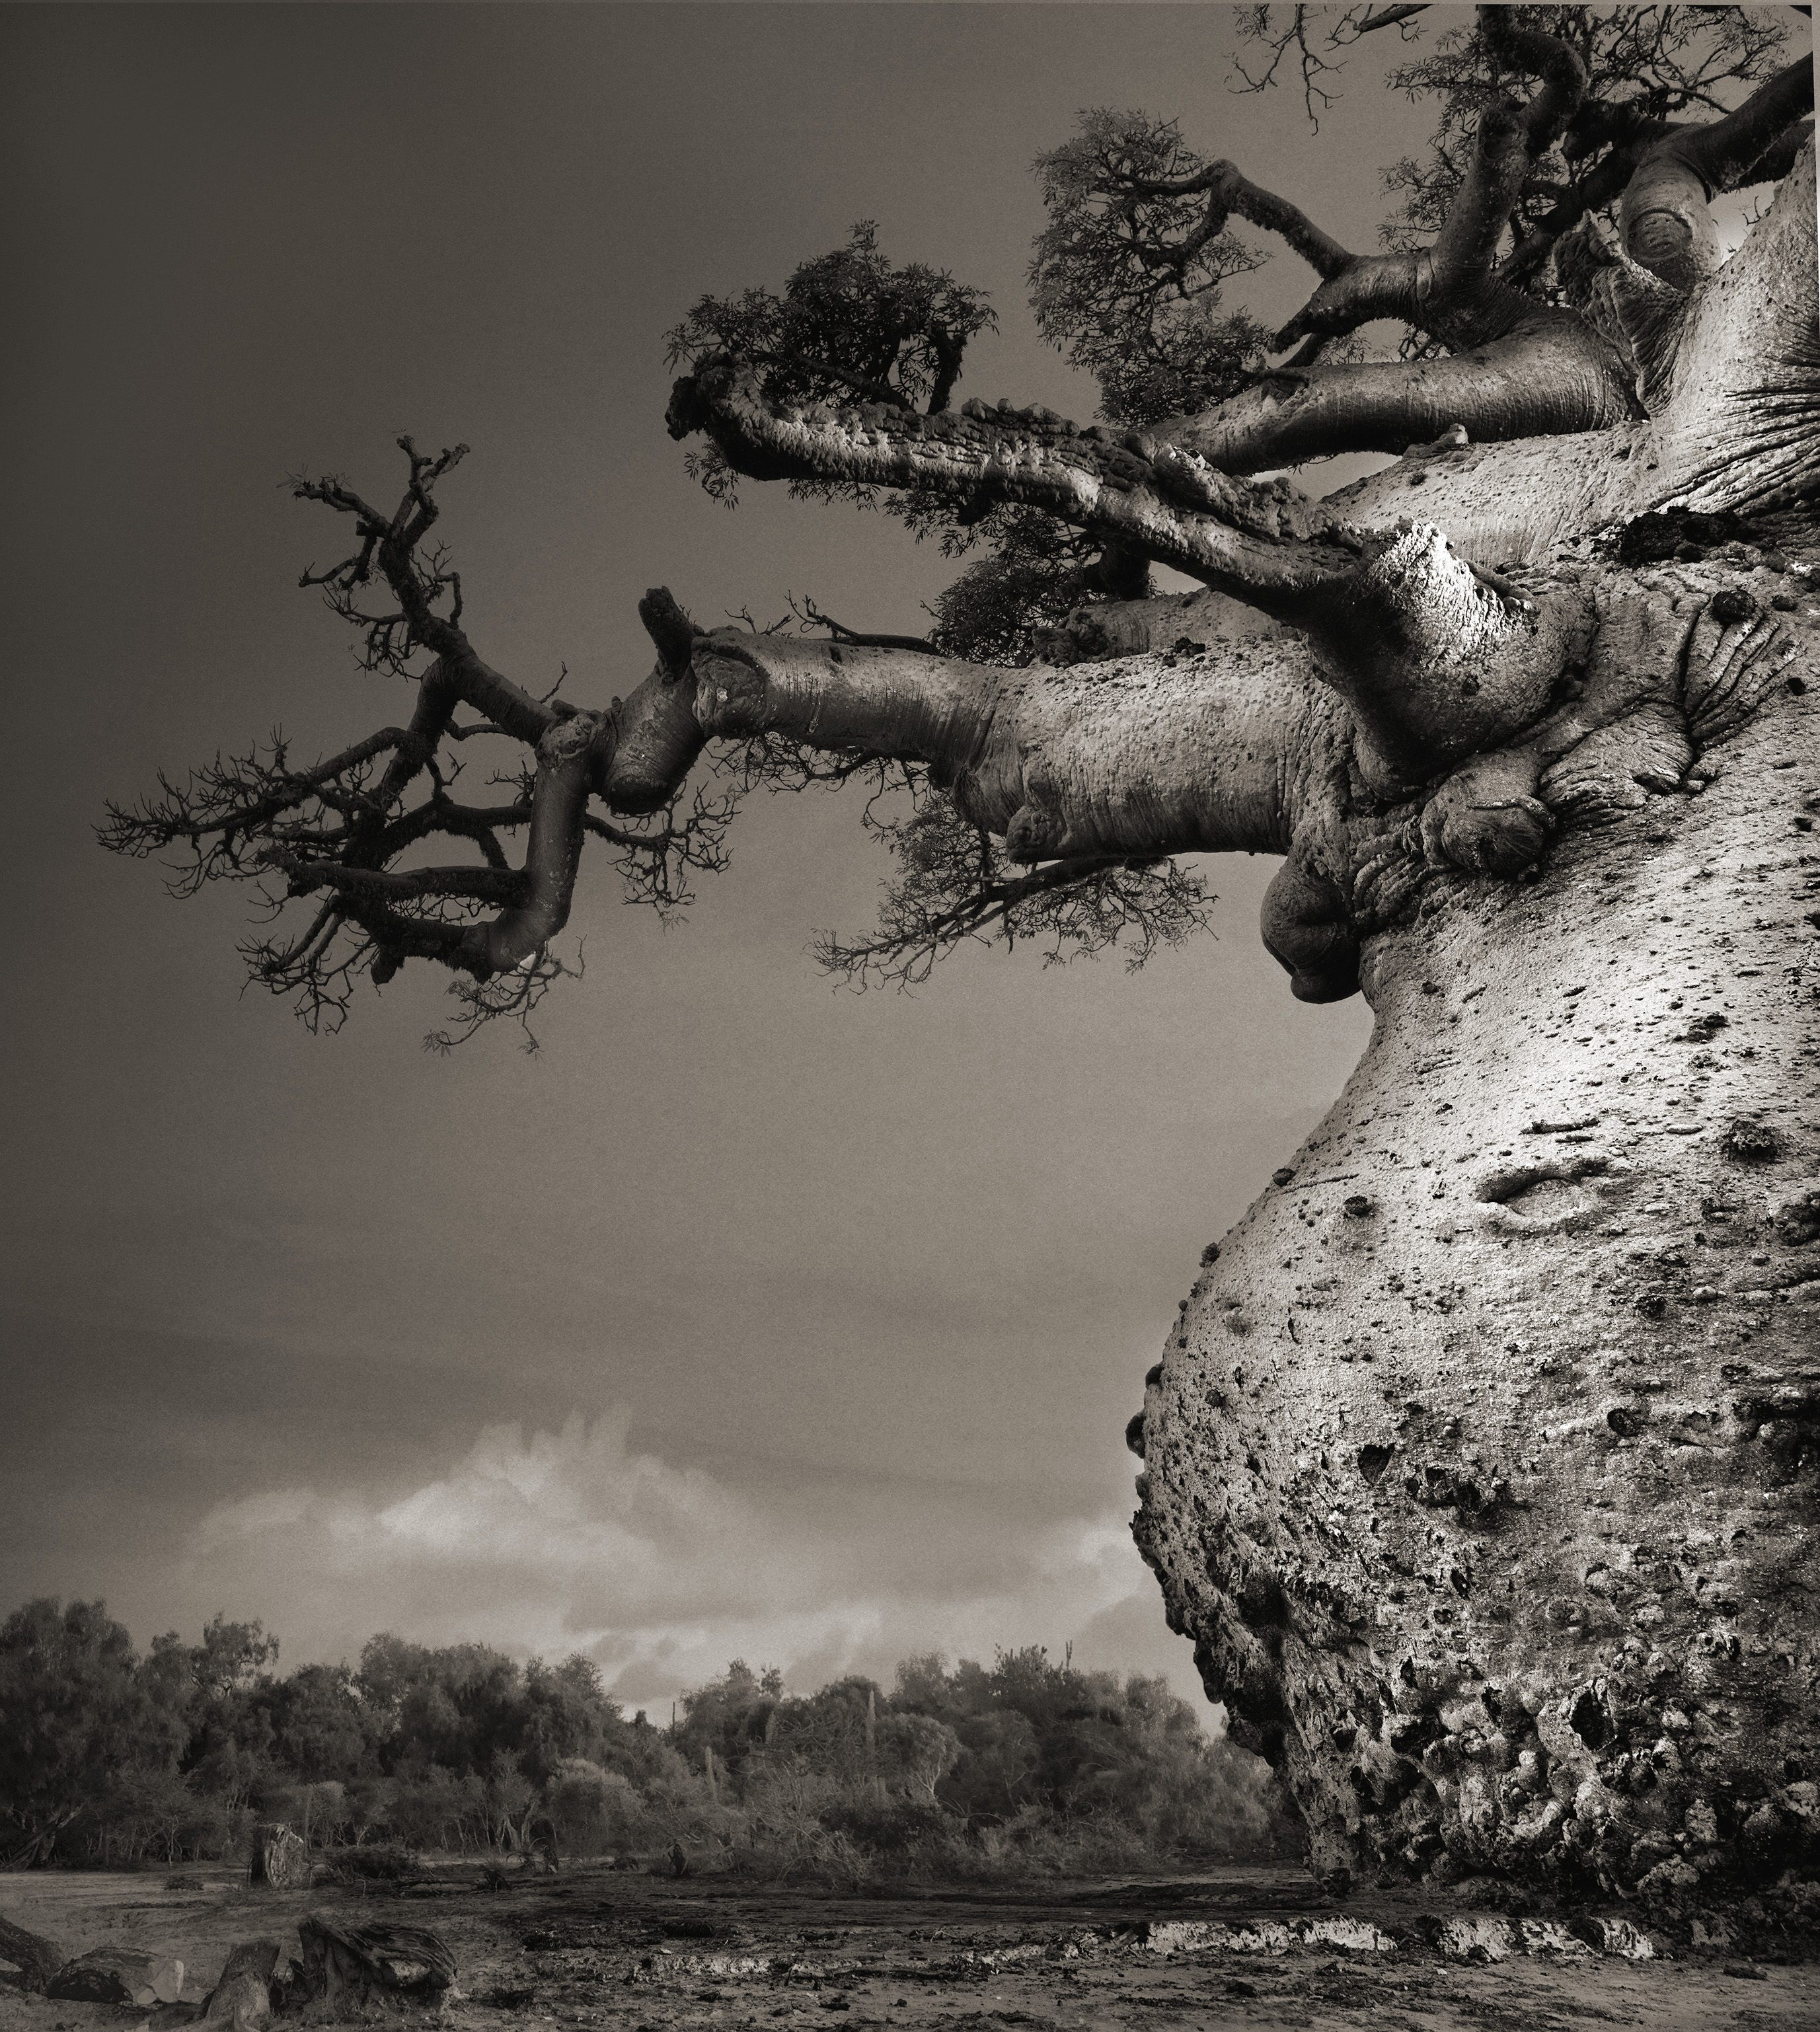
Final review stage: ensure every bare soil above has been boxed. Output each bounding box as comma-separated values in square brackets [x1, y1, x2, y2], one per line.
[0, 1863, 1813, 2032]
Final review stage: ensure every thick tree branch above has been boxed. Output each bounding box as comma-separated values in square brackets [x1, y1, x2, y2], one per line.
[1232, 7, 1588, 357]
[606, 649, 712, 815]
[1739, 114, 1815, 187]
[270, 858, 527, 907]
[1644, 134, 1820, 519]
[1501, 139, 1647, 289]
[445, 710, 607, 979]
[685, 623, 1332, 862]
[667, 359, 1587, 787]
[1123, 157, 1353, 278]
[374, 798, 525, 868]
[1412, 8, 1589, 317]
[1620, 54, 1815, 290]
[1353, 6, 1427, 37]
[666, 352, 1362, 609]
[1139, 9, 1679, 468]
[1481, 6, 1588, 161]
[1170, 319, 1637, 475]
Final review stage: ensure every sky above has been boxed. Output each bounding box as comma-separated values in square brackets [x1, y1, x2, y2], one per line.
[7, 1, 1781, 1720]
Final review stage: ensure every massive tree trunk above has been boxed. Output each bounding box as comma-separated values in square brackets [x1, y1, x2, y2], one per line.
[1133, 649, 1819, 1904]
[1118, 146, 1820, 1909]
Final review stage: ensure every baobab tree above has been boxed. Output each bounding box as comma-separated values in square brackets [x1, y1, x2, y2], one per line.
[106, 6, 1818, 1906]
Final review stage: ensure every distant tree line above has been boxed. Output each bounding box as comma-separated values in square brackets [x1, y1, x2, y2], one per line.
[0, 1600, 1294, 1882]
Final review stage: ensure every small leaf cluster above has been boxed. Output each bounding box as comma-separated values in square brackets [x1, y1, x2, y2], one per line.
[665, 221, 995, 418]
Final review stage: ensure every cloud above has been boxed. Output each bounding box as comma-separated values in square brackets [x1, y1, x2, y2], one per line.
[184, 1410, 1212, 1715]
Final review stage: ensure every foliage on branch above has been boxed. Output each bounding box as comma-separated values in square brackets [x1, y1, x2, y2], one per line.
[665, 223, 993, 415]
[1031, 110, 1271, 426]
[665, 224, 995, 505]
[925, 507, 1114, 667]
[817, 786, 1212, 991]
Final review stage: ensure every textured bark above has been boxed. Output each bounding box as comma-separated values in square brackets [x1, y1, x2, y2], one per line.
[687, 628, 1332, 860]
[0, 1912, 67, 1992]
[46, 1946, 186, 2006]
[295, 1918, 455, 2008]
[1168, 322, 1638, 475]
[669, 369, 1589, 795]
[1621, 56, 1815, 294]
[1132, 623, 1820, 1902]
[1113, 140, 1820, 1915]
[1643, 142, 1820, 524]
[248, 1821, 308, 1889]
[667, 356, 1363, 607]
[1322, 147, 1820, 571]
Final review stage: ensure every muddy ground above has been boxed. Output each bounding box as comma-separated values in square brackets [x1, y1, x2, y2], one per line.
[1, 1863, 1814, 2032]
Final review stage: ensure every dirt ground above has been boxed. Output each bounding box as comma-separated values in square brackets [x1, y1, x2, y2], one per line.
[1, 1863, 1814, 2032]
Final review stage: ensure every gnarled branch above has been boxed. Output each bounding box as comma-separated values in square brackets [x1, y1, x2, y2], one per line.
[667, 357, 1587, 788]
[1620, 52, 1815, 290]
[665, 354, 1361, 609]
[1170, 324, 1636, 474]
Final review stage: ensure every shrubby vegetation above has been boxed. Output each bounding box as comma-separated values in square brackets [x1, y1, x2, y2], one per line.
[0, 1600, 1294, 1883]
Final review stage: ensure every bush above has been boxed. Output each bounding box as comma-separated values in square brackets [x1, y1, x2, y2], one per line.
[821, 1797, 956, 1856]
[545, 1758, 653, 1855]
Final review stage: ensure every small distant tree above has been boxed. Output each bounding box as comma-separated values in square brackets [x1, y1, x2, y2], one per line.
[673, 1658, 786, 1785]
[357, 1636, 527, 1774]
[767, 1676, 889, 1789]
[480, 1750, 537, 1851]
[875, 1711, 964, 1805]
[192, 1614, 280, 1696]
[545, 1756, 649, 1855]
[182, 1614, 281, 1807]
[97, 1766, 193, 1865]
[343, 1774, 397, 1846]
[386, 1764, 478, 1852]
[258, 1662, 373, 1784]
[517, 1654, 619, 1782]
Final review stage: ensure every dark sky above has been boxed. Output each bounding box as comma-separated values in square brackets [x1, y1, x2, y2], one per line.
[7, 2, 1741, 1713]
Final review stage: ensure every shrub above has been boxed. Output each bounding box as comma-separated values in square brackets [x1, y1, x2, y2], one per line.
[545, 1758, 653, 1855]
[821, 1797, 956, 1856]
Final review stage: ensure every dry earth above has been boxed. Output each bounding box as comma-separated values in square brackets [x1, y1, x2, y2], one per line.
[3, 1864, 1817, 2032]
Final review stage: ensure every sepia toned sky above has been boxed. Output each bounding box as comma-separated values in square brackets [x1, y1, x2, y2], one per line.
[9, 2, 1783, 1717]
